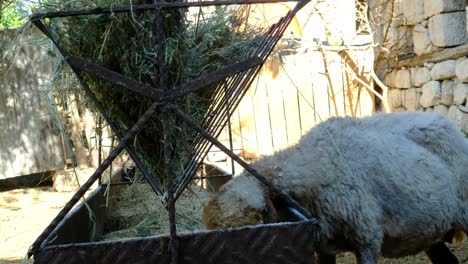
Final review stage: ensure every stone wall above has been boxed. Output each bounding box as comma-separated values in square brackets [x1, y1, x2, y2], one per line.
[382, 0, 468, 134]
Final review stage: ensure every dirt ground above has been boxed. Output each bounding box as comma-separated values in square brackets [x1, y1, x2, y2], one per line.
[0, 187, 77, 263]
[3, 186, 468, 263]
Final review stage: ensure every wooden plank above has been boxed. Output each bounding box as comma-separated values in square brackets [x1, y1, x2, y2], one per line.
[280, 56, 302, 146]
[394, 43, 468, 68]
[354, 50, 375, 117]
[308, 51, 330, 127]
[326, 52, 346, 117]
[293, 53, 315, 135]
[252, 74, 275, 156]
[341, 50, 363, 116]
[265, 68, 289, 152]
[229, 107, 244, 157]
[262, 58, 288, 151]
[235, 85, 258, 159]
[229, 47, 377, 160]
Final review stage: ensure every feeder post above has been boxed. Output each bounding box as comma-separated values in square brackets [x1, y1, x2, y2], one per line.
[98, 116, 103, 185]
[155, 6, 179, 264]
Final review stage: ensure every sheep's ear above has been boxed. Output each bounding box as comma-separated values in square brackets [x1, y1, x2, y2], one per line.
[263, 196, 279, 223]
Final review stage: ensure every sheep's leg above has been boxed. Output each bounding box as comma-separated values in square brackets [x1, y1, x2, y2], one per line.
[425, 242, 459, 264]
[355, 248, 379, 264]
[316, 252, 336, 264]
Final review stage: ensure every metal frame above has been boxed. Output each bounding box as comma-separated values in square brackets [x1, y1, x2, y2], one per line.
[34, 220, 318, 264]
[28, 1, 316, 261]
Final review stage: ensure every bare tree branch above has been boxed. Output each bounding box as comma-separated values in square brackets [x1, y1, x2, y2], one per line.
[0, 0, 4, 21]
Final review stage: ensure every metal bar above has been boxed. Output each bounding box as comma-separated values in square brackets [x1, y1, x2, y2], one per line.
[173, 64, 263, 199]
[287, 207, 308, 221]
[162, 107, 179, 264]
[160, 56, 263, 102]
[168, 103, 315, 221]
[34, 220, 317, 264]
[98, 116, 102, 185]
[32, 19, 163, 196]
[173, 79, 239, 197]
[173, 12, 297, 191]
[193, 174, 232, 180]
[171, 74, 253, 191]
[174, 78, 234, 177]
[176, 11, 298, 196]
[227, 116, 236, 176]
[155, 6, 178, 264]
[67, 55, 161, 99]
[195, 19, 291, 164]
[30, 0, 305, 20]
[187, 65, 260, 172]
[182, 14, 295, 191]
[178, 79, 236, 164]
[68, 54, 262, 103]
[190, 74, 247, 158]
[28, 101, 160, 258]
[172, 6, 290, 195]
[110, 181, 133, 186]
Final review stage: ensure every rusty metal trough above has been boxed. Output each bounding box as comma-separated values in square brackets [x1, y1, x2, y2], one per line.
[34, 188, 317, 263]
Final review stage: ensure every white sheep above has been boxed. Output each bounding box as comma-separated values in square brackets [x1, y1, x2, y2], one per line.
[202, 112, 468, 264]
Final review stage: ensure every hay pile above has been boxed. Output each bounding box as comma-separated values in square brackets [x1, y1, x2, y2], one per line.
[102, 183, 211, 240]
[39, 0, 263, 187]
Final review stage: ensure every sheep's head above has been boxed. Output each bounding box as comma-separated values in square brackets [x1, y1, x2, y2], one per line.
[202, 175, 278, 230]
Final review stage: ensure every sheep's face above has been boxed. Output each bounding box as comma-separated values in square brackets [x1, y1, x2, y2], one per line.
[202, 175, 268, 230]
[202, 197, 264, 229]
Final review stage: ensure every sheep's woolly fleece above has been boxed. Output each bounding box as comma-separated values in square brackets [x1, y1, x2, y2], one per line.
[204, 112, 468, 259]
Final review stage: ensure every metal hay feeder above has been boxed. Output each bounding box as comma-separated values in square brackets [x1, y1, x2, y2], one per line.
[27, 1, 318, 262]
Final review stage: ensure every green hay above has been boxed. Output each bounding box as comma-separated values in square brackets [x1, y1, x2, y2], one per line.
[38, 0, 263, 189]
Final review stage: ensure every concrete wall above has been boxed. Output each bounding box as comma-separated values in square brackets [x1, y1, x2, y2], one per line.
[0, 28, 65, 179]
[376, 0, 468, 134]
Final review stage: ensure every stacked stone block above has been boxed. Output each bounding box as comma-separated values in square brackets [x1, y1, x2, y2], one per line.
[384, 0, 468, 134]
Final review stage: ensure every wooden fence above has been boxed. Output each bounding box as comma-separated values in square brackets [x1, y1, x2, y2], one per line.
[218, 46, 375, 159]
[0, 29, 65, 179]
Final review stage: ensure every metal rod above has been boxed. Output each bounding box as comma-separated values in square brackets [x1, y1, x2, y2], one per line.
[110, 181, 133, 186]
[160, 56, 263, 102]
[174, 62, 263, 199]
[172, 82, 239, 197]
[171, 9, 288, 194]
[69, 52, 262, 103]
[227, 100, 236, 177]
[168, 103, 316, 221]
[172, 9, 298, 194]
[193, 174, 232, 180]
[28, 101, 160, 258]
[182, 74, 250, 172]
[98, 116, 102, 185]
[155, 7, 178, 264]
[173, 70, 256, 199]
[162, 107, 178, 264]
[30, 0, 307, 20]
[67, 55, 161, 99]
[32, 19, 163, 196]
[287, 207, 308, 221]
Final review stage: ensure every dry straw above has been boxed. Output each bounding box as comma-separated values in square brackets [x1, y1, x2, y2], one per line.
[103, 183, 211, 240]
